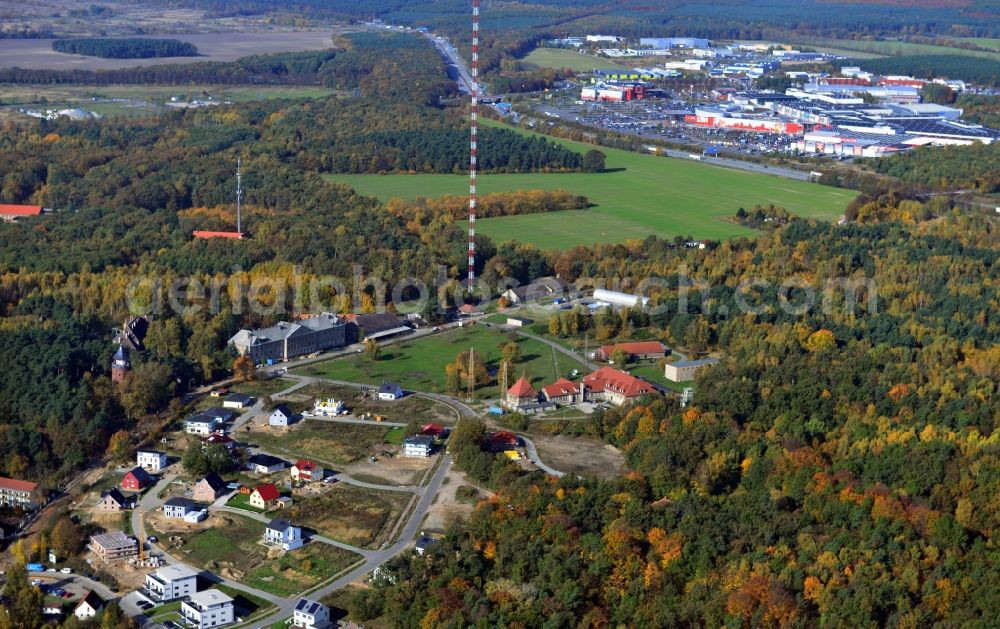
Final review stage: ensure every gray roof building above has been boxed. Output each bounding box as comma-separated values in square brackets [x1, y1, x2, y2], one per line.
[229, 313, 346, 363]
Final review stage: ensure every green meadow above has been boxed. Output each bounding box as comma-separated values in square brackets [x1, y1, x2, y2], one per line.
[521, 47, 632, 72]
[326, 120, 855, 249]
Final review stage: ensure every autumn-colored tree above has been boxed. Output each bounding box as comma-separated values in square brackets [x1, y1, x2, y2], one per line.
[804, 329, 836, 353]
[610, 347, 630, 366]
[106, 429, 131, 462]
[232, 354, 256, 382]
[364, 338, 380, 361]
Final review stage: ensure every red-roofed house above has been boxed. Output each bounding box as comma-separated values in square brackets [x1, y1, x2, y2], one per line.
[192, 230, 246, 240]
[504, 376, 538, 410]
[583, 366, 657, 406]
[0, 476, 43, 510]
[420, 423, 446, 437]
[0, 204, 43, 222]
[201, 434, 236, 450]
[250, 483, 281, 510]
[486, 431, 520, 452]
[541, 378, 585, 405]
[595, 341, 668, 362]
[121, 467, 153, 491]
[291, 460, 324, 483]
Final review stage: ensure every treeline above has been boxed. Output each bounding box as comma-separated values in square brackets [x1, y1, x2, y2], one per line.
[385, 189, 588, 221]
[361, 208, 1000, 627]
[52, 38, 200, 59]
[859, 142, 1000, 192]
[834, 55, 1000, 86]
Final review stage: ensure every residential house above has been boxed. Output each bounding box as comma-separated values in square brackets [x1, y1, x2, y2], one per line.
[43, 603, 63, 617]
[96, 489, 133, 513]
[501, 277, 572, 305]
[249, 483, 281, 510]
[291, 460, 323, 483]
[582, 366, 657, 406]
[403, 435, 434, 458]
[74, 591, 104, 620]
[193, 473, 228, 503]
[595, 341, 669, 363]
[202, 434, 236, 450]
[0, 476, 43, 510]
[201, 407, 236, 423]
[184, 414, 222, 436]
[420, 423, 446, 438]
[122, 467, 152, 491]
[276, 496, 293, 509]
[89, 531, 137, 562]
[137, 449, 168, 472]
[268, 406, 293, 427]
[486, 431, 520, 453]
[229, 312, 347, 364]
[343, 312, 411, 344]
[181, 589, 235, 629]
[222, 393, 253, 410]
[664, 358, 719, 382]
[247, 454, 286, 474]
[143, 563, 199, 602]
[293, 598, 331, 629]
[504, 377, 537, 410]
[542, 378, 585, 405]
[263, 518, 303, 551]
[377, 382, 404, 401]
[457, 303, 480, 316]
[163, 497, 199, 519]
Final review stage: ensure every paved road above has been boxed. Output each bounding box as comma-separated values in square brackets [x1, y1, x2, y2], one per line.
[251, 453, 454, 627]
[520, 435, 565, 477]
[29, 571, 117, 601]
[214, 506, 375, 558]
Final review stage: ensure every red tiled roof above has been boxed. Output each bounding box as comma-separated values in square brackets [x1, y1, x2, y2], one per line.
[295, 460, 316, 471]
[507, 376, 536, 398]
[254, 483, 281, 501]
[488, 431, 519, 447]
[598, 341, 667, 357]
[583, 366, 656, 398]
[0, 476, 38, 492]
[192, 230, 245, 239]
[421, 423, 445, 436]
[202, 434, 233, 444]
[458, 303, 478, 313]
[542, 377, 579, 397]
[0, 204, 42, 216]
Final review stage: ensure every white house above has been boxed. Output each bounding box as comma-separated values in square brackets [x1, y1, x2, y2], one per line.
[143, 563, 198, 602]
[268, 406, 293, 427]
[291, 460, 323, 483]
[247, 454, 286, 474]
[184, 414, 221, 436]
[163, 497, 199, 519]
[264, 518, 304, 551]
[181, 589, 234, 629]
[136, 449, 168, 472]
[74, 591, 104, 620]
[293, 598, 332, 629]
[403, 435, 433, 458]
[377, 382, 404, 401]
[184, 508, 208, 523]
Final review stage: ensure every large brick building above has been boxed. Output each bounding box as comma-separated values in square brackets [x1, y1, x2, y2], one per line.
[228, 313, 346, 364]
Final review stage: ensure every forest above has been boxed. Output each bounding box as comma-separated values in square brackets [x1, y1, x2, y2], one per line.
[357, 207, 1000, 628]
[858, 143, 1000, 191]
[51, 38, 199, 59]
[834, 55, 1000, 86]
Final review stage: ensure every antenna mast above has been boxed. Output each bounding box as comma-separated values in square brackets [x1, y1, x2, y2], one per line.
[467, 0, 480, 288]
[467, 347, 475, 401]
[236, 157, 243, 234]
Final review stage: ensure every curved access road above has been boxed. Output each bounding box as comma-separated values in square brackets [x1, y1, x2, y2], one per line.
[519, 435, 565, 477]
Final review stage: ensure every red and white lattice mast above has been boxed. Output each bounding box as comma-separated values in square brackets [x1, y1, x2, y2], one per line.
[467, 0, 480, 288]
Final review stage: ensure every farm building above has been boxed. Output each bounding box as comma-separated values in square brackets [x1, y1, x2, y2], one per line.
[596, 341, 668, 362]
[592, 289, 650, 309]
[664, 358, 719, 382]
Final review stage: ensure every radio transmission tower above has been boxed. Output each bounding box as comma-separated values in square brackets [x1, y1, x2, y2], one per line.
[467, 0, 480, 287]
[235, 157, 244, 234]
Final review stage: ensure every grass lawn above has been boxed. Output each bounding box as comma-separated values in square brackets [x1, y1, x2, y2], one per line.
[628, 361, 691, 392]
[168, 513, 361, 597]
[247, 421, 397, 466]
[147, 601, 183, 621]
[384, 426, 405, 445]
[325, 119, 855, 250]
[809, 38, 1000, 61]
[285, 484, 411, 549]
[294, 325, 589, 399]
[214, 583, 277, 622]
[278, 383, 458, 424]
[522, 47, 631, 72]
[230, 377, 295, 400]
[225, 492, 267, 513]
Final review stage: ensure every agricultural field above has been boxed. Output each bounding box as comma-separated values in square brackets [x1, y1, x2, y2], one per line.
[158, 512, 360, 596]
[809, 38, 1000, 61]
[0, 30, 339, 71]
[284, 484, 411, 549]
[246, 421, 396, 466]
[521, 47, 631, 72]
[326, 120, 855, 249]
[295, 325, 589, 399]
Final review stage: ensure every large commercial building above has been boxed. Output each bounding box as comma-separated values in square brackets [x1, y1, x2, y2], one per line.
[229, 313, 346, 364]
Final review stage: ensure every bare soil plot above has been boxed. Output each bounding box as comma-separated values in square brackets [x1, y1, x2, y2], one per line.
[344, 454, 435, 487]
[528, 433, 626, 479]
[247, 420, 394, 466]
[287, 382, 459, 424]
[421, 468, 478, 533]
[284, 484, 411, 549]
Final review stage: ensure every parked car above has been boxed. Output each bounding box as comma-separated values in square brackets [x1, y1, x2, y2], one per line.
[60, 567, 72, 574]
